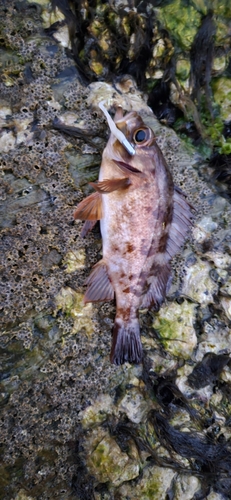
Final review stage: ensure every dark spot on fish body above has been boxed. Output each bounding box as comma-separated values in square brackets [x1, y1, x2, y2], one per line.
[140, 238, 163, 257]
[124, 283, 140, 296]
[116, 308, 136, 322]
[111, 244, 120, 253]
[165, 204, 174, 224]
[126, 243, 134, 253]
[138, 282, 149, 295]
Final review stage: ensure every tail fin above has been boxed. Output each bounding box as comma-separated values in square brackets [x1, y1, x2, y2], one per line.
[110, 317, 143, 365]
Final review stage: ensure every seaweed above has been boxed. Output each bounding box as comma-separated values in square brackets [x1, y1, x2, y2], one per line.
[71, 439, 96, 500]
[142, 358, 198, 419]
[208, 152, 231, 196]
[47, 1, 227, 150]
[147, 80, 181, 126]
[190, 10, 216, 116]
[150, 411, 231, 498]
[50, 0, 94, 82]
[109, 406, 231, 499]
[117, 15, 153, 87]
[188, 352, 230, 389]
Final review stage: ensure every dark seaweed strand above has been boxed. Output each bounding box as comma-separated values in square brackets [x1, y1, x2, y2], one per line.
[190, 10, 216, 116]
[99, 358, 231, 498]
[106, 409, 231, 499]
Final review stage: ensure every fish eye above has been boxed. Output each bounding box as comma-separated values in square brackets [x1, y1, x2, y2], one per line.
[133, 129, 148, 143]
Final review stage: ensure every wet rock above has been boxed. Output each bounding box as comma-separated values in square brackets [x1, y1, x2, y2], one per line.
[174, 475, 201, 500]
[118, 387, 150, 424]
[62, 248, 85, 272]
[119, 465, 175, 500]
[54, 287, 94, 336]
[182, 259, 218, 307]
[80, 394, 114, 428]
[193, 215, 218, 243]
[88, 431, 139, 486]
[153, 301, 197, 359]
[14, 490, 34, 500]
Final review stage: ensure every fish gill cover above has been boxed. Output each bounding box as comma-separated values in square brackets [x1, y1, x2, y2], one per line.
[0, 0, 231, 499]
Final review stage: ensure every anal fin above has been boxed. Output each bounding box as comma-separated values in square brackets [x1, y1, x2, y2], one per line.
[141, 263, 171, 310]
[74, 191, 102, 221]
[90, 177, 130, 193]
[80, 220, 97, 237]
[84, 259, 114, 303]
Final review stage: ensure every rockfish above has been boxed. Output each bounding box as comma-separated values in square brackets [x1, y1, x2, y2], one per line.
[74, 105, 193, 365]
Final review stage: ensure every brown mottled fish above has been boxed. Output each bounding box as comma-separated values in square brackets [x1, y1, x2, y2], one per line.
[74, 104, 193, 365]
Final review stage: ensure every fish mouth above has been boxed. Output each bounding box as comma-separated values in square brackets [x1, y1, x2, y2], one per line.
[99, 101, 135, 156]
[113, 159, 143, 176]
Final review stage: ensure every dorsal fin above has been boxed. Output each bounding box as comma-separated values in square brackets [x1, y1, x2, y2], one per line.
[166, 187, 194, 259]
[74, 191, 102, 221]
[141, 188, 193, 311]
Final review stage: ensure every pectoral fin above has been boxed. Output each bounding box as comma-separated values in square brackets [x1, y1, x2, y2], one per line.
[90, 177, 130, 193]
[84, 260, 114, 303]
[74, 191, 102, 221]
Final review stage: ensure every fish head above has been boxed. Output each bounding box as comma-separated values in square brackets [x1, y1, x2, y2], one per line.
[103, 107, 158, 176]
[114, 108, 155, 146]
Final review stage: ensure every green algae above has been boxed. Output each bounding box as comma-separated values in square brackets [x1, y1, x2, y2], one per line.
[88, 432, 139, 486]
[212, 77, 231, 122]
[153, 301, 197, 358]
[80, 394, 114, 428]
[126, 465, 175, 500]
[54, 287, 94, 336]
[62, 248, 86, 273]
[157, 0, 201, 50]
[176, 58, 191, 81]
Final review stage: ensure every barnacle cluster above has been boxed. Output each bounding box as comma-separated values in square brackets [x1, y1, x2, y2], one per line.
[1, 1, 231, 499]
